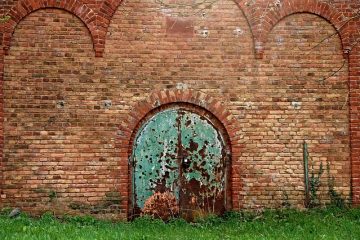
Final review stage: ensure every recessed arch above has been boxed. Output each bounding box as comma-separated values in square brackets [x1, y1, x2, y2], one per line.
[251, 0, 347, 58]
[115, 89, 243, 215]
[2, 0, 98, 55]
[262, 12, 346, 60]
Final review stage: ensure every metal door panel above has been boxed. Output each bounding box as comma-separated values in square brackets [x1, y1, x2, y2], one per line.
[133, 109, 180, 209]
[132, 108, 227, 218]
[179, 110, 226, 217]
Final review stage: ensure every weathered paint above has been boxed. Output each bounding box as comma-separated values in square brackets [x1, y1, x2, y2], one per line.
[133, 109, 180, 209]
[179, 110, 226, 217]
[132, 108, 227, 217]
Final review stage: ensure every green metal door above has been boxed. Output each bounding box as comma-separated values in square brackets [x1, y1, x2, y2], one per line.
[132, 108, 227, 218]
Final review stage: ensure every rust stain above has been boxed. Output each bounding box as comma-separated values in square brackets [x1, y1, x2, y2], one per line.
[132, 108, 227, 219]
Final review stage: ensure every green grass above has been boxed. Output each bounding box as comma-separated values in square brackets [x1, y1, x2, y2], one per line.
[0, 207, 360, 240]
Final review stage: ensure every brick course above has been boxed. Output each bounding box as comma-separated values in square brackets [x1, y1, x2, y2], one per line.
[0, 0, 359, 219]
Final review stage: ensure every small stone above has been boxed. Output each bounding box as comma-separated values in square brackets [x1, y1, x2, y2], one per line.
[8, 208, 21, 218]
[104, 100, 112, 109]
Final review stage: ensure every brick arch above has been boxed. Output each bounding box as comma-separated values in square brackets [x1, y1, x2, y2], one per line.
[232, 0, 257, 57]
[2, 0, 100, 56]
[115, 89, 243, 213]
[100, 0, 124, 20]
[96, 0, 125, 57]
[252, 0, 347, 58]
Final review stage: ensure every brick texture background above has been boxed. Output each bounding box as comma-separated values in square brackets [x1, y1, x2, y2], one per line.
[0, 0, 359, 219]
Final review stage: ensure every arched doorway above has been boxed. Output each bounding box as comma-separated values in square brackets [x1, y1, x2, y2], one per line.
[131, 104, 231, 219]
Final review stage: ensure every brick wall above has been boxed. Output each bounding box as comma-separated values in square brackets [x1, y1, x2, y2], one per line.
[350, 44, 360, 205]
[0, 0, 359, 218]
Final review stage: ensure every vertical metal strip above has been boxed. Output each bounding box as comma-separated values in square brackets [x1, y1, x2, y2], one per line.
[130, 149, 136, 218]
[303, 141, 310, 207]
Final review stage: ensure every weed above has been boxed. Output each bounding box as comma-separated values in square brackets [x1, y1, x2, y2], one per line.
[0, 15, 11, 23]
[0, 207, 12, 216]
[281, 191, 291, 208]
[305, 146, 347, 209]
[132, 215, 164, 226]
[48, 190, 57, 202]
[167, 217, 188, 226]
[68, 202, 89, 211]
[326, 161, 346, 208]
[308, 160, 324, 208]
[63, 215, 98, 226]
[222, 210, 259, 222]
[40, 212, 56, 223]
[193, 213, 224, 226]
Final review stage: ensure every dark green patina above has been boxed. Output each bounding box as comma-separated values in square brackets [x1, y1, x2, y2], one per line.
[132, 108, 227, 217]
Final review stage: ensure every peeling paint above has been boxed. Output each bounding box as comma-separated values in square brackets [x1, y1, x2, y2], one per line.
[132, 108, 227, 217]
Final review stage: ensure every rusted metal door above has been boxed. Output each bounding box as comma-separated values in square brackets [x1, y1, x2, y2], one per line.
[132, 108, 228, 219]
